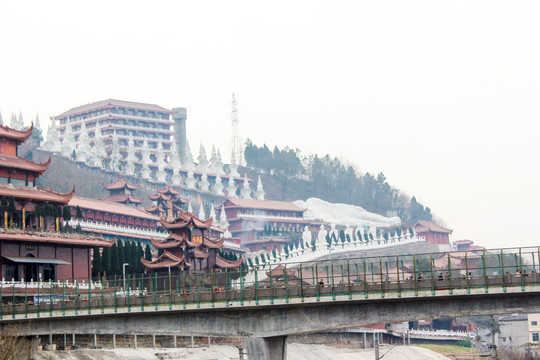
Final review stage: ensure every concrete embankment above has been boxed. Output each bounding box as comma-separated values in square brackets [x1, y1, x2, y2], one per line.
[32, 344, 450, 360]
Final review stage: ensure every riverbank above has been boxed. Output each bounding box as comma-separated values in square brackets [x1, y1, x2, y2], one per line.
[32, 343, 451, 360]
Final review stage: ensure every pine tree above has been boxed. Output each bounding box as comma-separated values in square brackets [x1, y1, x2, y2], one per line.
[118, 241, 125, 267]
[92, 248, 102, 278]
[102, 246, 111, 276]
[144, 243, 152, 261]
[363, 232, 369, 242]
[339, 230, 346, 244]
[409, 227, 414, 237]
[76, 205, 83, 220]
[7, 196, 16, 227]
[111, 242, 119, 275]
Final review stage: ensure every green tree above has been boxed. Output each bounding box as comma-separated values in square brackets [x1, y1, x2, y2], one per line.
[102, 246, 111, 276]
[92, 248, 102, 278]
[75, 205, 83, 220]
[110, 242, 119, 275]
[144, 243, 152, 261]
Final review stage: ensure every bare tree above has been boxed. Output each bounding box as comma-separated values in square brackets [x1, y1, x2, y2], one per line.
[0, 324, 32, 360]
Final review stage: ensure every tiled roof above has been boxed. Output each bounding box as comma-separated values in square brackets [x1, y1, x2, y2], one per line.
[54, 99, 174, 119]
[103, 194, 143, 204]
[104, 178, 137, 191]
[0, 124, 33, 142]
[68, 196, 158, 221]
[215, 254, 243, 268]
[0, 155, 51, 174]
[453, 240, 473, 245]
[414, 220, 453, 234]
[224, 198, 304, 212]
[0, 183, 74, 203]
[0, 231, 112, 247]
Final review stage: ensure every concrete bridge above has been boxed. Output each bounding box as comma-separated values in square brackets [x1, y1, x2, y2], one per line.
[1, 246, 539, 359]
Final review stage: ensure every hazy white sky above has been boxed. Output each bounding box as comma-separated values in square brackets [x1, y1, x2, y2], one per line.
[0, 1, 539, 249]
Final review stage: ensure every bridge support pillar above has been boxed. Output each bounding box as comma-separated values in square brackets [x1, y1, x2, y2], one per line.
[112, 334, 116, 349]
[134, 334, 137, 349]
[245, 336, 287, 360]
[72, 334, 75, 346]
[363, 332, 366, 349]
[152, 334, 156, 349]
[174, 335, 177, 348]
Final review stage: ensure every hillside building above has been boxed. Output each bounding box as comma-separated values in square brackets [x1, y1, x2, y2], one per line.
[0, 124, 111, 282]
[223, 197, 309, 251]
[414, 220, 452, 245]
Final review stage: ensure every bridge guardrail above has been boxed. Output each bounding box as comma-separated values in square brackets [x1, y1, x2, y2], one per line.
[1, 246, 539, 320]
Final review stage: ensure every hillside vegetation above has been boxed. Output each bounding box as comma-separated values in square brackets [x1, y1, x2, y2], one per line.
[244, 140, 433, 225]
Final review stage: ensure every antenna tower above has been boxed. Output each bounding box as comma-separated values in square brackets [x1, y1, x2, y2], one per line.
[231, 93, 243, 166]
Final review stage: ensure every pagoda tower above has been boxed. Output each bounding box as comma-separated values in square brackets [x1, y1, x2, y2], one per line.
[142, 212, 243, 274]
[145, 186, 188, 220]
[103, 178, 142, 205]
[240, 174, 252, 199]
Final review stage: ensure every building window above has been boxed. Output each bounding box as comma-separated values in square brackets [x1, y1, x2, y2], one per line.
[502, 337, 506, 342]
[532, 321, 538, 326]
[533, 333, 539, 342]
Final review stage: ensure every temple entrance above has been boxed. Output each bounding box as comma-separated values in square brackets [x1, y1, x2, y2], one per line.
[24, 254, 38, 282]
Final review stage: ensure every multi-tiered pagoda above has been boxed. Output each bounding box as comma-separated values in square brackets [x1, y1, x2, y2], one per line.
[145, 186, 188, 220]
[141, 211, 243, 274]
[103, 178, 143, 205]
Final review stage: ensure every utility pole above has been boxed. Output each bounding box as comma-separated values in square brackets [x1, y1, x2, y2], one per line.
[490, 315, 498, 360]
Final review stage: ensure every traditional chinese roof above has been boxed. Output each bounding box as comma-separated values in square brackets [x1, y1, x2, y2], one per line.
[150, 234, 186, 249]
[215, 254, 244, 268]
[55, 99, 174, 119]
[0, 183, 74, 204]
[203, 236, 225, 249]
[0, 124, 33, 143]
[0, 155, 51, 175]
[414, 220, 453, 234]
[148, 186, 187, 204]
[266, 264, 296, 278]
[224, 198, 304, 212]
[0, 231, 112, 248]
[160, 213, 213, 230]
[194, 249, 209, 259]
[69, 196, 158, 221]
[141, 251, 191, 270]
[104, 178, 137, 191]
[103, 194, 143, 204]
[453, 240, 473, 245]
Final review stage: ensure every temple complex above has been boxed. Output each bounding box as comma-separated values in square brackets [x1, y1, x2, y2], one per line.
[142, 211, 243, 273]
[0, 124, 112, 281]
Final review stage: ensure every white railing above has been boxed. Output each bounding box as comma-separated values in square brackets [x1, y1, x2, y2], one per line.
[0, 278, 102, 290]
[69, 220, 168, 239]
[238, 213, 305, 222]
[243, 235, 424, 284]
[391, 329, 471, 340]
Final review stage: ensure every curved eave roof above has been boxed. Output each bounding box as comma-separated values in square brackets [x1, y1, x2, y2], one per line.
[160, 215, 213, 230]
[215, 254, 244, 269]
[0, 231, 112, 247]
[0, 155, 51, 175]
[150, 236, 185, 249]
[0, 184, 74, 204]
[104, 178, 137, 191]
[0, 124, 33, 142]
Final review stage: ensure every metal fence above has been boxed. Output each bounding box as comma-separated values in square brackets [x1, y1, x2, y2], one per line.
[1, 246, 539, 319]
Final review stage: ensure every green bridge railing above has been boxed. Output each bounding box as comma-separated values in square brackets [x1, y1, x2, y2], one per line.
[1, 246, 539, 319]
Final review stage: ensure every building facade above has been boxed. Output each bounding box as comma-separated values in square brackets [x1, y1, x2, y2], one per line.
[0, 124, 111, 282]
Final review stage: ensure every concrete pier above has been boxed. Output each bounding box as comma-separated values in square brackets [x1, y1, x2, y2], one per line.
[245, 336, 288, 360]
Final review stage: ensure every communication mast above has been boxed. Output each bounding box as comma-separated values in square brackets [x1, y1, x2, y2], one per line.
[230, 93, 244, 166]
